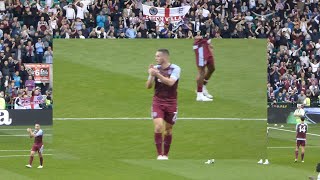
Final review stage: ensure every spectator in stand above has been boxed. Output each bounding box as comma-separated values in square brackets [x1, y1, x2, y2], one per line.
[74, 0, 86, 20]
[44, 46, 53, 63]
[25, 75, 35, 93]
[297, 90, 307, 105]
[25, 41, 35, 63]
[2, 60, 10, 78]
[35, 38, 45, 63]
[125, 24, 136, 38]
[13, 71, 22, 89]
[19, 65, 28, 88]
[96, 11, 106, 28]
[63, 3, 76, 21]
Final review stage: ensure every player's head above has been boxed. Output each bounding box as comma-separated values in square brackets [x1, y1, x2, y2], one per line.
[34, 123, 40, 130]
[300, 116, 305, 122]
[155, 49, 170, 65]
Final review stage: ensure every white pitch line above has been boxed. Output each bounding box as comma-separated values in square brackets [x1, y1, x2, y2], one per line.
[0, 154, 53, 158]
[54, 117, 267, 121]
[268, 127, 320, 137]
[0, 129, 52, 131]
[0, 134, 52, 137]
[0, 150, 31, 152]
[0, 149, 53, 152]
[268, 146, 320, 149]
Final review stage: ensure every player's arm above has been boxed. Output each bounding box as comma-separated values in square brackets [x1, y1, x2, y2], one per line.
[154, 72, 175, 86]
[146, 75, 155, 89]
[146, 64, 156, 89]
[153, 66, 181, 87]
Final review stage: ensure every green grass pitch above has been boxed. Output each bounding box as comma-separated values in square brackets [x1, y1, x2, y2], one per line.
[0, 39, 317, 179]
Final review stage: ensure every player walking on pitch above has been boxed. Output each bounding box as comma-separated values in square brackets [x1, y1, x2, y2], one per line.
[146, 49, 181, 160]
[26, 123, 44, 168]
[295, 117, 308, 163]
[193, 32, 215, 101]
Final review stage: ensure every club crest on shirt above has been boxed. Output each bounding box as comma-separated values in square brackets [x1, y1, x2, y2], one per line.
[157, 78, 162, 83]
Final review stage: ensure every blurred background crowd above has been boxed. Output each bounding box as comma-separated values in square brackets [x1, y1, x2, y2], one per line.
[0, 0, 53, 109]
[1, 0, 320, 107]
[266, 0, 320, 107]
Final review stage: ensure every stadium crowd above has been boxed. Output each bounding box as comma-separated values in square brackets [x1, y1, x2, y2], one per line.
[266, 0, 320, 107]
[0, 0, 53, 109]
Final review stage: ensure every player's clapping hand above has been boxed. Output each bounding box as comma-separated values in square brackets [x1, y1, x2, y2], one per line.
[148, 64, 158, 76]
[149, 68, 159, 76]
[148, 67, 154, 75]
[149, 64, 154, 69]
[27, 128, 31, 132]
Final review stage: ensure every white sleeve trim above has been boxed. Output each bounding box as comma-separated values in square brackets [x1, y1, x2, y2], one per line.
[35, 129, 43, 137]
[170, 65, 181, 81]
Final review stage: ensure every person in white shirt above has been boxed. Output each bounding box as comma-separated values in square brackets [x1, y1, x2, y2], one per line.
[192, 18, 202, 32]
[300, 17, 310, 33]
[293, 104, 305, 124]
[0, 0, 5, 11]
[282, 23, 291, 39]
[74, 0, 86, 20]
[49, 15, 57, 32]
[63, 3, 76, 21]
[300, 51, 310, 68]
[252, 11, 275, 22]
[249, 0, 256, 9]
[196, 7, 210, 18]
[45, 0, 53, 8]
[96, 27, 107, 39]
[309, 59, 320, 73]
[289, 47, 301, 58]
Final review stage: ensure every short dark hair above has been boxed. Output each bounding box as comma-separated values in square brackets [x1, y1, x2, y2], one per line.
[301, 116, 305, 121]
[157, 49, 170, 56]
